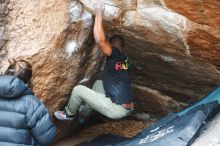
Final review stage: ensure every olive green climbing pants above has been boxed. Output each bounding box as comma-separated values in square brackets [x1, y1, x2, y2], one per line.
[65, 80, 132, 119]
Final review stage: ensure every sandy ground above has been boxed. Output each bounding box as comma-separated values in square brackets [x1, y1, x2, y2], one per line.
[54, 117, 156, 146]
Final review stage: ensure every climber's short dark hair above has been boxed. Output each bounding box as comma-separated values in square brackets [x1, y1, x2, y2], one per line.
[109, 35, 124, 49]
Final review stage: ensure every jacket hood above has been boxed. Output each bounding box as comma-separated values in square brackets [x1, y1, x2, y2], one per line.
[0, 75, 33, 99]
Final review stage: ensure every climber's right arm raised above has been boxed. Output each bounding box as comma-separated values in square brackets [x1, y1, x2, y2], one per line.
[93, 2, 112, 56]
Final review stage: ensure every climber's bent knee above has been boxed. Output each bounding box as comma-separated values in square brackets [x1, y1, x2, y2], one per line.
[104, 104, 133, 120]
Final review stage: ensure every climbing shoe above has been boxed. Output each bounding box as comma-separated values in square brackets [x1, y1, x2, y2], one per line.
[54, 110, 76, 121]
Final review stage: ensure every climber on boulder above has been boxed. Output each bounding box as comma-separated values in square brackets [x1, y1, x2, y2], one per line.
[54, 0, 134, 121]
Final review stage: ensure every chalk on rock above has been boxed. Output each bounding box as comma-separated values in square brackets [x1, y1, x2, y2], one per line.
[66, 41, 78, 58]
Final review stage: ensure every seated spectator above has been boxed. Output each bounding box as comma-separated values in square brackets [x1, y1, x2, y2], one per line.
[0, 58, 56, 146]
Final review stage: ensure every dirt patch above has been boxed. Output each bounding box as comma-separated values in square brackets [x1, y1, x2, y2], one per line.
[54, 118, 156, 146]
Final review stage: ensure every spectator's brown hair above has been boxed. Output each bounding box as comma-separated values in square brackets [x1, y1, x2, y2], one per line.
[4, 58, 32, 87]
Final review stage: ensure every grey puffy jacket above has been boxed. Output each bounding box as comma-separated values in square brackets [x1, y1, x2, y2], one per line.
[0, 76, 56, 146]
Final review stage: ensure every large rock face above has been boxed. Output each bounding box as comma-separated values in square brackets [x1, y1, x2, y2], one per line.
[0, 0, 104, 139]
[0, 0, 220, 140]
[0, 0, 7, 58]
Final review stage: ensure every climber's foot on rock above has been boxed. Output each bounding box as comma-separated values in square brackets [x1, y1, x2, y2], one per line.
[54, 110, 76, 121]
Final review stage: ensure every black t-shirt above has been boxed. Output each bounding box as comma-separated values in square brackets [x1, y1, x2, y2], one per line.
[102, 47, 133, 104]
